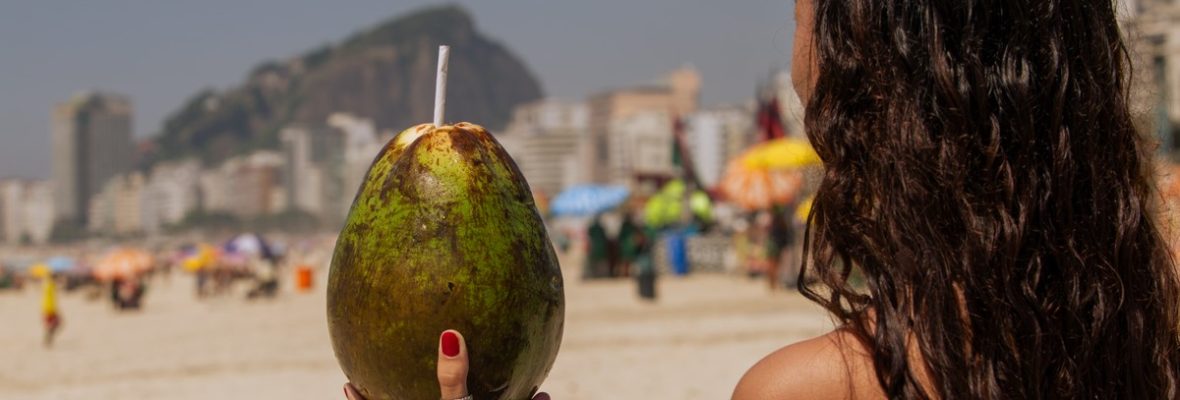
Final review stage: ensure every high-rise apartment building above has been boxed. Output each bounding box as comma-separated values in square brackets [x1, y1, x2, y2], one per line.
[51, 92, 133, 226]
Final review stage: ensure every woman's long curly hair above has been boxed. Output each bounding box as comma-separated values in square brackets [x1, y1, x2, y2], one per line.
[799, 0, 1180, 398]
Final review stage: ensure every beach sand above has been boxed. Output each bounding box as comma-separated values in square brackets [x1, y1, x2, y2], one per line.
[0, 263, 832, 400]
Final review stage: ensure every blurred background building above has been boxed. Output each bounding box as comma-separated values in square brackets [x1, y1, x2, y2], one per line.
[685, 108, 757, 189]
[499, 99, 590, 197]
[587, 67, 701, 186]
[608, 110, 677, 188]
[51, 92, 133, 228]
[281, 125, 328, 219]
[0, 179, 54, 245]
[280, 113, 385, 228]
[199, 151, 284, 220]
[142, 160, 203, 234]
[1123, 0, 1180, 157]
[87, 172, 146, 235]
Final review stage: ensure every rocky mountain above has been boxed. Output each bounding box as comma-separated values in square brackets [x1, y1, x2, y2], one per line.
[148, 5, 543, 165]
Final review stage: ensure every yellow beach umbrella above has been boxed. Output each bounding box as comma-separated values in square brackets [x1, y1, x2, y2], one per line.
[720, 138, 818, 210]
[740, 137, 821, 170]
[182, 257, 203, 272]
[29, 263, 50, 279]
[182, 244, 217, 272]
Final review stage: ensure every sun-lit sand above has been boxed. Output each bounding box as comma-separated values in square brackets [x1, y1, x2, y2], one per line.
[0, 259, 832, 400]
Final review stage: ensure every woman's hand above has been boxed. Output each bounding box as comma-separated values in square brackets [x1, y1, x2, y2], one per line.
[343, 330, 551, 400]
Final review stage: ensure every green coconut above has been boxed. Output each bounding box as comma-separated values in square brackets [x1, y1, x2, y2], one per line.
[327, 122, 565, 400]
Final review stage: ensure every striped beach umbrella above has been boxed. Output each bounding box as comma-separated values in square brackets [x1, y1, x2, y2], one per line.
[92, 248, 154, 281]
[719, 159, 805, 210]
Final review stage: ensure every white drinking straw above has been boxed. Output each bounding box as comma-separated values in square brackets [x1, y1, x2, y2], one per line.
[434, 45, 450, 127]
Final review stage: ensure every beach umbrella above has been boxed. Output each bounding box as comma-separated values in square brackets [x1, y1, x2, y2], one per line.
[739, 137, 822, 170]
[719, 138, 816, 211]
[29, 263, 51, 279]
[181, 244, 218, 272]
[224, 233, 275, 261]
[45, 256, 77, 273]
[92, 248, 154, 281]
[550, 185, 630, 217]
[719, 159, 805, 210]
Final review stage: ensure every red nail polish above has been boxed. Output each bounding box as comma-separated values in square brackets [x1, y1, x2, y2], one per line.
[441, 331, 460, 357]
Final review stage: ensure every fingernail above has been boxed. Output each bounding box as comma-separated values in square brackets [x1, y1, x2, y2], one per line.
[441, 330, 460, 357]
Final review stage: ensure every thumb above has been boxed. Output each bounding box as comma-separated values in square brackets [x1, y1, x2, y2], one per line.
[438, 330, 470, 399]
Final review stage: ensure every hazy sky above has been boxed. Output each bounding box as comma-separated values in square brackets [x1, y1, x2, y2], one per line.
[0, 0, 796, 179]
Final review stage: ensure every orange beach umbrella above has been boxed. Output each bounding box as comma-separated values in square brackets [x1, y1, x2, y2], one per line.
[92, 248, 153, 281]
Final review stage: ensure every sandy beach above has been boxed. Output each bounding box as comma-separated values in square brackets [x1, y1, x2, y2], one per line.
[0, 262, 832, 400]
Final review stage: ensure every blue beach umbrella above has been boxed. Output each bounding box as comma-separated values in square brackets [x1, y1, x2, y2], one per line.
[550, 185, 630, 217]
[45, 256, 77, 272]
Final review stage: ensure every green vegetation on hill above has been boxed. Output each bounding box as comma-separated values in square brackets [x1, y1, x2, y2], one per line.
[145, 5, 543, 168]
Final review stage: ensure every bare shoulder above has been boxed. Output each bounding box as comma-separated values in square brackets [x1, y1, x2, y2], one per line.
[732, 330, 884, 400]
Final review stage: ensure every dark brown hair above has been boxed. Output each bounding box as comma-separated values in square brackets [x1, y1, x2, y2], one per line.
[799, 0, 1180, 398]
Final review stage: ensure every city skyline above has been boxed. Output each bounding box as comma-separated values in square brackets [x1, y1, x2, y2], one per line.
[0, 0, 797, 179]
[17, 64, 784, 239]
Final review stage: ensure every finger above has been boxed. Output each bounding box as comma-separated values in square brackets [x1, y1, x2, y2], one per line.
[343, 383, 365, 400]
[533, 392, 552, 400]
[438, 329, 469, 399]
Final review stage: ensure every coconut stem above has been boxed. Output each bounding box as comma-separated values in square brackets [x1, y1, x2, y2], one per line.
[434, 45, 450, 127]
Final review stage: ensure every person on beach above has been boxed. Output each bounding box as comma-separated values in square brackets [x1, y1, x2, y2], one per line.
[617, 212, 640, 278]
[634, 222, 658, 301]
[114, 276, 145, 310]
[583, 215, 609, 279]
[108, 276, 122, 307]
[246, 254, 279, 300]
[765, 206, 793, 290]
[730, 0, 1180, 398]
[41, 275, 61, 348]
[740, 211, 771, 278]
[195, 266, 209, 298]
[0, 267, 16, 290]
